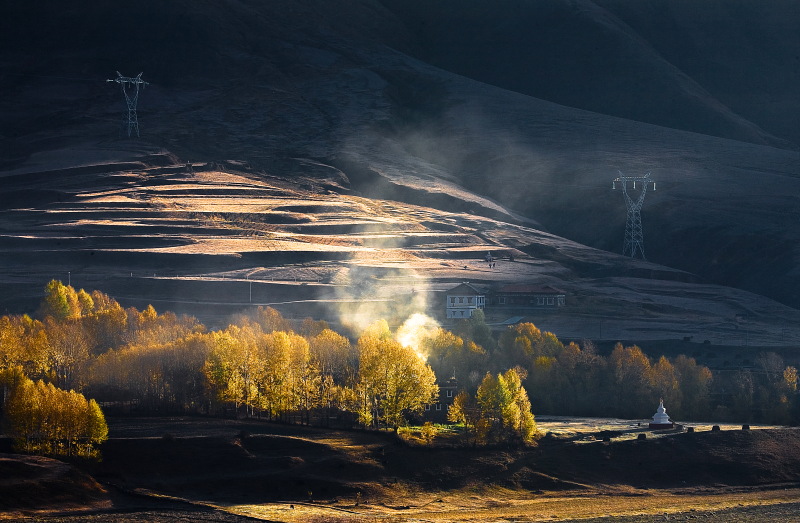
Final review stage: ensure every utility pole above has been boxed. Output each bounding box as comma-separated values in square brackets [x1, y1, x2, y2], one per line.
[107, 71, 148, 137]
[613, 171, 656, 260]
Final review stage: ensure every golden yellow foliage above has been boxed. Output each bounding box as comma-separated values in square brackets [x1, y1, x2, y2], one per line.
[5, 375, 108, 457]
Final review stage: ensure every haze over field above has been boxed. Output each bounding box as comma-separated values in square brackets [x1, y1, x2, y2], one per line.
[1, 0, 800, 344]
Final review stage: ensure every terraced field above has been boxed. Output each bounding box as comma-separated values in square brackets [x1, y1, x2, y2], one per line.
[0, 148, 559, 325]
[3, 146, 800, 347]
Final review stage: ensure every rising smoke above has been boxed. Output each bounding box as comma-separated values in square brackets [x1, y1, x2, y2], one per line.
[395, 312, 439, 362]
[329, 264, 438, 359]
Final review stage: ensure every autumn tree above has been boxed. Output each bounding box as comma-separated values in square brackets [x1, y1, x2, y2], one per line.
[39, 280, 82, 320]
[203, 324, 263, 416]
[608, 344, 654, 417]
[252, 306, 292, 334]
[123, 306, 201, 348]
[90, 332, 212, 412]
[673, 355, 712, 419]
[472, 368, 538, 445]
[452, 309, 495, 353]
[355, 331, 438, 429]
[756, 353, 796, 423]
[0, 365, 26, 412]
[308, 328, 356, 385]
[449, 368, 540, 446]
[257, 330, 320, 422]
[307, 328, 356, 422]
[784, 366, 798, 394]
[500, 368, 538, 444]
[4, 376, 107, 457]
[783, 366, 799, 424]
[448, 390, 479, 429]
[299, 317, 329, 338]
[651, 356, 681, 413]
[82, 290, 129, 354]
[43, 317, 90, 391]
[497, 322, 564, 369]
[422, 328, 488, 390]
[522, 338, 607, 415]
[360, 318, 392, 340]
[0, 315, 50, 380]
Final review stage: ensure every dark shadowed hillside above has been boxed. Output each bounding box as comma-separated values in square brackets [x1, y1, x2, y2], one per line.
[380, 0, 800, 148]
[1, 0, 800, 336]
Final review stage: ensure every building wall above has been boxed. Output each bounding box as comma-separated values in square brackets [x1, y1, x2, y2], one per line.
[446, 292, 485, 318]
[424, 380, 459, 422]
[493, 293, 565, 308]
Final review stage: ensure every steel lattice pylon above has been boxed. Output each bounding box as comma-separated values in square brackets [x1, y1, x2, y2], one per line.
[107, 71, 148, 137]
[613, 171, 656, 260]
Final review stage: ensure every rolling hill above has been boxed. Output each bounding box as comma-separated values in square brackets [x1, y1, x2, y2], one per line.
[1, 0, 799, 346]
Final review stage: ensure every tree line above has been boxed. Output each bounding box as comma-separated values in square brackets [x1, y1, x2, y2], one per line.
[1, 366, 107, 457]
[1, 281, 798, 456]
[434, 311, 799, 424]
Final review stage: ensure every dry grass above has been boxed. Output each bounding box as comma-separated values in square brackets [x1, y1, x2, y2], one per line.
[4, 155, 800, 345]
[4, 417, 800, 521]
[536, 416, 788, 444]
[225, 488, 800, 522]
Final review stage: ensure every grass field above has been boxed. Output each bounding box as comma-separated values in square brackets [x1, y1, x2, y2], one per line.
[4, 416, 800, 521]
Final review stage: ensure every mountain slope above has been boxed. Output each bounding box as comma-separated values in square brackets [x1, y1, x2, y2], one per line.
[1, 0, 800, 338]
[595, 0, 800, 147]
[380, 0, 799, 148]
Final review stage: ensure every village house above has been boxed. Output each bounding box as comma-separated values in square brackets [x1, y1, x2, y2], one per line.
[490, 284, 566, 309]
[445, 282, 487, 319]
[424, 375, 459, 422]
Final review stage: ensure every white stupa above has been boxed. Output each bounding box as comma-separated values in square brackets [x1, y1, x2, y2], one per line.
[648, 399, 674, 429]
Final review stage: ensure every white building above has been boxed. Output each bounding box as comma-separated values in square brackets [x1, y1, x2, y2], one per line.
[648, 399, 674, 430]
[445, 282, 486, 319]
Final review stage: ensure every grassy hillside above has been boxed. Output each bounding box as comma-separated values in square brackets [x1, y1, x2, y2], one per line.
[380, 0, 800, 147]
[1, 0, 800, 324]
[3, 418, 800, 521]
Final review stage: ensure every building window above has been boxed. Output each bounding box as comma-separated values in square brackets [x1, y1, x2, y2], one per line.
[436, 403, 442, 411]
[499, 297, 506, 305]
[425, 404, 430, 411]
[537, 297, 545, 305]
[446, 390, 453, 398]
[547, 297, 554, 305]
[450, 297, 455, 304]
[459, 297, 464, 303]
[468, 297, 473, 304]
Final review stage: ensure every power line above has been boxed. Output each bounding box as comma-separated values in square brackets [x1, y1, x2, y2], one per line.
[613, 171, 656, 260]
[106, 71, 149, 138]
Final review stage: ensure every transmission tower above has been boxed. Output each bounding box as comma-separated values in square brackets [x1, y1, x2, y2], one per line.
[612, 171, 656, 260]
[106, 71, 148, 137]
